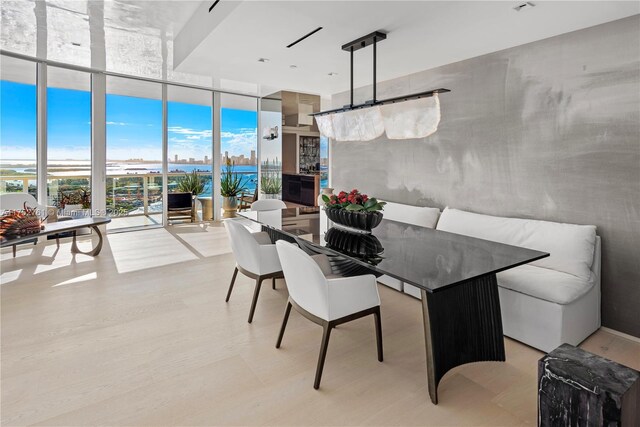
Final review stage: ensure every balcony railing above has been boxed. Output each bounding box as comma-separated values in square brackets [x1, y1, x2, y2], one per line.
[0, 171, 259, 218]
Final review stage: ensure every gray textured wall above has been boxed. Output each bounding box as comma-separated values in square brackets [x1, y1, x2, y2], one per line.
[331, 16, 640, 337]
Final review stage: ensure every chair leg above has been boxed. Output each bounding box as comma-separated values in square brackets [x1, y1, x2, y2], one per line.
[276, 301, 292, 348]
[314, 323, 333, 390]
[248, 277, 264, 323]
[272, 277, 276, 290]
[225, 267, 238, 302]
[374, 306, 384, 362]
[56, 236, 60, 248]
[12, 245, 16, 257]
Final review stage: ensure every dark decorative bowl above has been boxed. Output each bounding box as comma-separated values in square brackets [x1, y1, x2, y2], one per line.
[325, 209, 383, 232]
[324, 227, 384, 258]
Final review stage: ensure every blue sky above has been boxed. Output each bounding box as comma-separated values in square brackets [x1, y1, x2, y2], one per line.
[1, 80, 257, 162]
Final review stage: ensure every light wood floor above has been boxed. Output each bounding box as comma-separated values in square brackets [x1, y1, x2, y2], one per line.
[1, 223, 638, 427]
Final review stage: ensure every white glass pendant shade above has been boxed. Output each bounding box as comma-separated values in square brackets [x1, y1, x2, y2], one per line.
[380, 94, 440, 139]
[331, 107, 385, 141]
[314, 114, 335, 139]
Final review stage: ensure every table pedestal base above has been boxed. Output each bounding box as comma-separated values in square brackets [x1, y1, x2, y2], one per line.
[421, 274, 505, 404]
[71, 225, 104, 256]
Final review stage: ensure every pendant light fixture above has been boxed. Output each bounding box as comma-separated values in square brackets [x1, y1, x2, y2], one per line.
[312, 31, 451, 141]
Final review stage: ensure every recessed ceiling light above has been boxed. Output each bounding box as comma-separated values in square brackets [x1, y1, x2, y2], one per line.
[289, 65, 298, 69]
[513, 2, 535, 12]
[328, 72, 338, 76]
[258, 58, 270, 63]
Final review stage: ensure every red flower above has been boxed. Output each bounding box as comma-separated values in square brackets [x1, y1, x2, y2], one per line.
[338, 191, 347, 198]
[362, 195, 369, 202]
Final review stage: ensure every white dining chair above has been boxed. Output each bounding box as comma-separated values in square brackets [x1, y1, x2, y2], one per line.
[275, 240, 383, 389]
[223, 219, 283, 323]
[250, 199, 286, 211]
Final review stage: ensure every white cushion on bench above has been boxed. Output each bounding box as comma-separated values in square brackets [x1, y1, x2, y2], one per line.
[497, 264, 594, 305]
[436, 207, 596, 281]
[381, 201, 440, 228]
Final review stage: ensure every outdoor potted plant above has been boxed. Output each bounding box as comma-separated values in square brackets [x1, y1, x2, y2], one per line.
[176, 171, 205, 221]
[177, 170, 205, 196]
[221, 160, 248, 216]
[260, 173, 282, 199]
[322, 189, 386, 232]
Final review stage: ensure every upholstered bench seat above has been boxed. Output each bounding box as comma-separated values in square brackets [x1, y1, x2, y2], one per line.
[497, 264, 594, 305]
[436, 207, 601, 352]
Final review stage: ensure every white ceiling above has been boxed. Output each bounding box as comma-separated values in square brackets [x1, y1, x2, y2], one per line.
[0, 0, 208, 84]
[1, 1, 638, 99]
[175, 1, 640, 97]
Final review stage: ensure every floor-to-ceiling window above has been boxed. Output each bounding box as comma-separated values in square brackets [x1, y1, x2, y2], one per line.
[0, 56, 37, 198]
[168, 86, 213, 219]
[106, 76, 163, 230]
[220, 94, 258, 204]
[46, 66, 92, 212]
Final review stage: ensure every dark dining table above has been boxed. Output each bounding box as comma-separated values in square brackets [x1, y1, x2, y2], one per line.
[237, 207, 548, 404]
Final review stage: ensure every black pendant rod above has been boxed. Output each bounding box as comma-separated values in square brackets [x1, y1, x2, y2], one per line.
[372, 35, 377, 104]
[310, 88, 451, 117]
[312, 30, 451, 117]
[350, 46, 354, 107]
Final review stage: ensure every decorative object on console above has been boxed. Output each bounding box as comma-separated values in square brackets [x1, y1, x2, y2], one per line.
[311, 31, 450, 141]
[322, 189, 386, 232]
[538, 343, 639, 426]
[0, 203, 44, 240]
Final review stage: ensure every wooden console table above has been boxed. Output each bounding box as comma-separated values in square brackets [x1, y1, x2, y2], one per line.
[1, 217, 111, 257]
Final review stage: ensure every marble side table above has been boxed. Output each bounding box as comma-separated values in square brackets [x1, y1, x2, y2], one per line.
[538, 343, 639, 426]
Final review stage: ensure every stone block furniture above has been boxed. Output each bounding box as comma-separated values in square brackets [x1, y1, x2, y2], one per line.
[436, 208, 601, 352]
[539, 343, 639, 426]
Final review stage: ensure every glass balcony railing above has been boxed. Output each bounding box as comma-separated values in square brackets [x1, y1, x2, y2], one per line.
[0, 171, 259, 219]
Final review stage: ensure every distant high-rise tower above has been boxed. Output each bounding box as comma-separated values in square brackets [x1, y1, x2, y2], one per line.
[204, 155, 209, 164]
[224, 151, 229, 163]
[250, 150, 256, 164]
[174, 154, 178, 162]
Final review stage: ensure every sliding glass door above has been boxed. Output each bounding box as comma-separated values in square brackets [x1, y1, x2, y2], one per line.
[46, 66, 92, 213]
[220, 94, 258, 208]
[106, 76, 163, 230]
[167, 86, 213, 220]
[0, 56, 37, 199]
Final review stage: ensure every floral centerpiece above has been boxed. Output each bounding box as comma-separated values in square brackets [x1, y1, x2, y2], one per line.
[322, 189, 386, 232]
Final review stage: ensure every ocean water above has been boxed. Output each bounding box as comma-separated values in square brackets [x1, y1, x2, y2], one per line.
[2, 160, 328, 194]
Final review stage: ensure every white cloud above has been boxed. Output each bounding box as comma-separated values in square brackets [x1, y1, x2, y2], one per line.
[106, 121, 128, 126]
[167, 126, 212, 141]
[221, 128, 257, 157]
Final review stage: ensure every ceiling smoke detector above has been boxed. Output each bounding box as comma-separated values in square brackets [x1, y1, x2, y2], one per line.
[514, 2, 535, 12]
